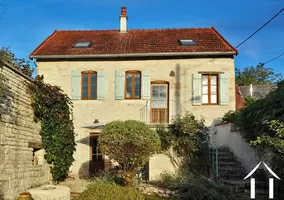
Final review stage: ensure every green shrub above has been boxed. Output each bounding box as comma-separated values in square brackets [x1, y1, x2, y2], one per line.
[222, 110, 240, 124]
[156, 112, 209, 174]
[178, 177, 233, 200]
[89, 170, 124, 185]
[98, 120, 161, 186]
[74, 183, 145, 200]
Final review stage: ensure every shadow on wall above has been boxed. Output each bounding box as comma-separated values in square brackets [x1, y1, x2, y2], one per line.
[0, 181, 6, 200]
[78, 161, 91, 179]
[175, 64, 181, 117]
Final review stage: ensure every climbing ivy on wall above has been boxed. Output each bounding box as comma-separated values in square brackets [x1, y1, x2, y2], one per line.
[28, 75, 76, 182]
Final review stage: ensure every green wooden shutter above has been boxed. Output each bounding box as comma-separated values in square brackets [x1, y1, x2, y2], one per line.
[192, 74, 202, 105]
[71, 70, 81, 100]
[219, 73, 229, 106]
[97, 71, 106, 100]
[142, 70, 150, 100]
[115, 71, 124, 100]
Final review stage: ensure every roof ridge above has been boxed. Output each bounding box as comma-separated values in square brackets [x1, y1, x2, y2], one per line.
[211, 27, 238, 55]
[29, 31, 58, 59]
[53, 27, 212, 32]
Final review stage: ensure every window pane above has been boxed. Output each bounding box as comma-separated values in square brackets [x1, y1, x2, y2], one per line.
[202, 95, 208, 104]
[82, 91, 88, 98]
[91, 74, 97, 82]
[152, 86, 159, 93]
[202, 86, 208, 95]
[152, 92, 158, 100]
[134, 74, 140, 82]
[152, 100, 159, 108]
[159, 100, 167, 108]
[202, 76, 208, 85]
[160, 86, 166, 93]
[126, 74, 133, 90]
[82, 81, 88, 89]
[211, 95, 217, 104]
[134, 89, 141, 98]
[126, 81, 132, 89]
[82, 74, 88, 82]
[211, 75, 217, 86]
[126, 88, 132, 98]
[91, 89, 97, 98]
[211, 86, 217, 95]
[134, 81, 140, 89]
[160, 93, 166, 100]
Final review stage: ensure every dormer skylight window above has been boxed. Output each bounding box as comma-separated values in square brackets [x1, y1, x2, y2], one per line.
[73, 41, 92, 48]
[178, 39, 198, 46]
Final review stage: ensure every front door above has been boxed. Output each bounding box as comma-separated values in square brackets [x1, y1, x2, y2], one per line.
[89, 136, 104, 174]
[151, 83, 169, 124]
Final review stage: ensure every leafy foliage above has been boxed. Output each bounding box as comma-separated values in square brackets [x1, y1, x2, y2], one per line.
[222, 110, 240, 124]
[152, 171, 232, 200]
[251, 120, 284, 194]
[0, 47, 33, 77]
[74, 183, 173, 200]
[235, 63, 282, 86]
[157, 112, 209, 174]
[98, 120, 161, 186]
[89, 170, 124, 185]
[178, 177, 233, 200]
[28, 75, 76, 182]
[228, 81, 284, 142]
[74, 183, 145, 200]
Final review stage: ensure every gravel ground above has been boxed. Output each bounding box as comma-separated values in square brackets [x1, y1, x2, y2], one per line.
[58, 178, 93, 193]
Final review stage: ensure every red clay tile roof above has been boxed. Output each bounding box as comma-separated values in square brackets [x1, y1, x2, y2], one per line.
[30, 27, 238, 58]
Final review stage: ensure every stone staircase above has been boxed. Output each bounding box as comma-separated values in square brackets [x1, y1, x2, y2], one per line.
[210, 147, 271, 200]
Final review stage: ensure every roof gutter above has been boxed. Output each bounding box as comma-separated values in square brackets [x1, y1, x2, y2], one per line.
[30, 51, 237, 59]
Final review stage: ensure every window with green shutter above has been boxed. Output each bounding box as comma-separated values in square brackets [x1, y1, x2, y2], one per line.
[81, 71, 97, 100]
[201, 74, 219, 105]
[125, 71, 141, 99]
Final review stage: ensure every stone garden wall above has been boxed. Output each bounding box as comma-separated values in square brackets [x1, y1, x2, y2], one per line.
[0, 64, 50, 200]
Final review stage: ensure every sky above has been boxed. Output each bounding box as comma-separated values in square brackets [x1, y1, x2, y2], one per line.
[0, 0, 283, 77]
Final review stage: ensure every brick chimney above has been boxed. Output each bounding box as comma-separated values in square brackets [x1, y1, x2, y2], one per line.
[120, 6, 127, 33]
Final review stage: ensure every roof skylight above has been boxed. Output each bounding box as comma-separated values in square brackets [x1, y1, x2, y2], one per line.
[73, 41, 92, 48]
[178, 39, 198, 46]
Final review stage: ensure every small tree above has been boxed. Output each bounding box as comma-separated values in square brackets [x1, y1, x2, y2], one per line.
[235, 63, 283, 86]
[98, 120, 161, 186]
[157, 112, 209, 175]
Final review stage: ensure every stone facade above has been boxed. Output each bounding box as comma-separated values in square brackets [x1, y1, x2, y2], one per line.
[35, 56, 236, 178]
[0, 64, 50, 200]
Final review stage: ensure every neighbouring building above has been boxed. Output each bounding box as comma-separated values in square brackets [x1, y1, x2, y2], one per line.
[236, 84, 277, 109]
[0, 63, 50, 200]
[30, 7, 238, 180]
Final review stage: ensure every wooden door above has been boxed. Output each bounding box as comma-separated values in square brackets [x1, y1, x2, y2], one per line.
[89, 136, 104, 174]
[151, 83, 169, 123]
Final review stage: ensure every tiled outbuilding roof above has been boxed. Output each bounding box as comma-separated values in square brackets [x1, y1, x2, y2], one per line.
[239, 84, 277, 100]
[30, 27, 238, 58]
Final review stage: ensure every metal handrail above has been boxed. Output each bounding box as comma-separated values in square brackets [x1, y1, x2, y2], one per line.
[209, 139, 219, 180]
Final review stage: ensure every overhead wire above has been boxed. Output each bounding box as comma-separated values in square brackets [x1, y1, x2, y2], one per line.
[235, 8, 284, 48]
[263, 53, 284, 65]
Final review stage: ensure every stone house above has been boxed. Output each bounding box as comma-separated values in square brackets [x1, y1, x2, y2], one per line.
[29, 7, 238, 180]
[0, 62, 50, 200]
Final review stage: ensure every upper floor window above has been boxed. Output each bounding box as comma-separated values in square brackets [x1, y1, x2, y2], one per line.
[81, 71, 97, 100]
[125, 71, 141, 99]
[202, 74, 218, 105]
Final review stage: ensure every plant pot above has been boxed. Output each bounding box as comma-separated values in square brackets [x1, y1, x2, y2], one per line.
[17, 192, 34, 200]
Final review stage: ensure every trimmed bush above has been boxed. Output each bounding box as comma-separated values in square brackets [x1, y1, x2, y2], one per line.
[98, 120, 161, 186]
[74, 183, 145, 200]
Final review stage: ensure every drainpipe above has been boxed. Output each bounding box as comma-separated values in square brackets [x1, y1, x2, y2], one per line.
[32, 58, 38, 76]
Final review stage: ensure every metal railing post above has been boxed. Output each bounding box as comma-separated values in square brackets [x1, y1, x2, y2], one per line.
[216, 144, 219, 179]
